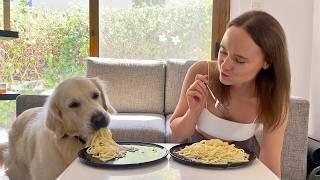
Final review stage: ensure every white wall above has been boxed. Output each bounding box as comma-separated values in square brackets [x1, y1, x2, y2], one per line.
[231, 0, 318, 140]
[309, 1, 320, 140]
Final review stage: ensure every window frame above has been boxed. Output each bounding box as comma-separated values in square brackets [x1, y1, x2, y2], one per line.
[89, 0, 230, 59]
[89, 0, 99, 57]
[212, 0, 230, 60]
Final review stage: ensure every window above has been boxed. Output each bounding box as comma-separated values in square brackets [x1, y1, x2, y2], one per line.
[0, 0, 229, 127]
[0, 0, 89, 126]
[90, 0, 230, 60]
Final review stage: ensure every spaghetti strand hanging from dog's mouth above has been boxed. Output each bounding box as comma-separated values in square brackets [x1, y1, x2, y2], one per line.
[86, 128, 138, 161]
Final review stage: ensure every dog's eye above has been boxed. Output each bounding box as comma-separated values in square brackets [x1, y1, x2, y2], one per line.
[69, 101, 81, 108]
[92, 92, 99, 100]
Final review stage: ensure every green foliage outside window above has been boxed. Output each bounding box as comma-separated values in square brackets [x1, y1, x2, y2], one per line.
[132, 0, 166, 7]
[0, 4, 89, 126]
[0, 7, 88, 88]
[1, 0, 212, 88]
[101, 0, 212, 60]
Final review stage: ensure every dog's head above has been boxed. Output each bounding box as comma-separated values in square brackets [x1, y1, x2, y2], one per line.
[45, 77, 116, 139]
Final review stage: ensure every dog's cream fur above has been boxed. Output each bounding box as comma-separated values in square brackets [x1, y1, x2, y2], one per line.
[1, 77, 115, 180]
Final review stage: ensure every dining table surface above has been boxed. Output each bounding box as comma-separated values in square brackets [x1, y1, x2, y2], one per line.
[57, 143, 280, 180]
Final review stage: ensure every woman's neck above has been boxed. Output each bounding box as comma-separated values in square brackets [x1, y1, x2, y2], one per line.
[230, 82, 256, 99]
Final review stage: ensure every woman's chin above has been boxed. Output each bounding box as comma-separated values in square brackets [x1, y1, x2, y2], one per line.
[219, 77, 232, 85]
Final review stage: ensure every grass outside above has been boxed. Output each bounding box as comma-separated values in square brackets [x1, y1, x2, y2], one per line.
[0, 100, 15, 127]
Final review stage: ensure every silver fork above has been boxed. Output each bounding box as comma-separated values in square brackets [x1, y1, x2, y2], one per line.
[205, 84, 229, 116]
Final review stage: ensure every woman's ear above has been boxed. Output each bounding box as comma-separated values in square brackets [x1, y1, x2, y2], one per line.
[262, 61, 270, 70]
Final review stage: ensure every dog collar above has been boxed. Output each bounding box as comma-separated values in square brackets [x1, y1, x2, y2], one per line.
[62, 134, 86, 145]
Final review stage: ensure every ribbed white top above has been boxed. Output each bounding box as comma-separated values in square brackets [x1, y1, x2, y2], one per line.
[197, 109, 259, 141]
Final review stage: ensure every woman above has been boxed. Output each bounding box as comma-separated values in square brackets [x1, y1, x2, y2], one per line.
[169, 10, 290, 178]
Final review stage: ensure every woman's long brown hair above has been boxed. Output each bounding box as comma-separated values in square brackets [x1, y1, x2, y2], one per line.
[211, 11, 291, 131]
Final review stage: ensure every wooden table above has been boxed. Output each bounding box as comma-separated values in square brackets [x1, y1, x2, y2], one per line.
[58, 144, 279, 180]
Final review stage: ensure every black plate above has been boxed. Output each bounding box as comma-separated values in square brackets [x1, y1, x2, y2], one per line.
[170, 143, 256, 168]
[78, 142, 168, 168]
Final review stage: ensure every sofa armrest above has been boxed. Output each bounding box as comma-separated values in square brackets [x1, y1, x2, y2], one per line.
[282, 96, 309, 180]
[255, 96, 309, 180]
[16, 94, 48, 116]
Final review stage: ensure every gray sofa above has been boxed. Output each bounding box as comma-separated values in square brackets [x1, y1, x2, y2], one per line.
[16, 58, 309, 180]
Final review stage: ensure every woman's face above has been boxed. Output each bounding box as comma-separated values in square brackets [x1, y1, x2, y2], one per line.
[218, 26, 269, 87]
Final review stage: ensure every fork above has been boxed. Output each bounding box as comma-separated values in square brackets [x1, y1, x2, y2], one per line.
[205, 84, 229, 116]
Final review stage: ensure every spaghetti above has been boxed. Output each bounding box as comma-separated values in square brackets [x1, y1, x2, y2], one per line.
[179, 139, 249, 164]
[86, 128, 137, 161]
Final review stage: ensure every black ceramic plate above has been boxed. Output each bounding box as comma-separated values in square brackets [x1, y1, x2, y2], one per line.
[170, 143, 256, 168]
[78, 142, 168, 168]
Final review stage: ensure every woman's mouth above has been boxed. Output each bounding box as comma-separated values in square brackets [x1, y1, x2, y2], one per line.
[221, 72, 230, 78]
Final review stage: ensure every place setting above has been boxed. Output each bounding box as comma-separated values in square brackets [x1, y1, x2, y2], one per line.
[78, 128, 256, 170]
[78, 128, 169, 168]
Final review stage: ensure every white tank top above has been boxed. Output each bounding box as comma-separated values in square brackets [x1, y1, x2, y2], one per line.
[196, 62, 259, 141]
[197, 109, 259, 141]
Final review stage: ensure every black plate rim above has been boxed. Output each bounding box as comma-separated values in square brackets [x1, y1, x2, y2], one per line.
[78, 141, 168, 168]
[169, 142, 256, 169]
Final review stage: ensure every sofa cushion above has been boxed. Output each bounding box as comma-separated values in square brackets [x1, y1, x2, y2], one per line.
[16, 95, 48, 116]
[165, 59, 196, 114]
[86, 57, 165, 114]
[109, 113, 166, 143]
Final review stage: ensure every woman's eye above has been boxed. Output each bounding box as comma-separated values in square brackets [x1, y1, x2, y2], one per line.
[235, 58, 245, 64]
[92, 92, 99, 99]
[219, 51, 227, 57]
[69, 101, 81, 108]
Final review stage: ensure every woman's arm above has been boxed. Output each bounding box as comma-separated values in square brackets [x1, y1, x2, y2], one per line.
[169, 61, 208, 142]
[259, 119, 288, 178]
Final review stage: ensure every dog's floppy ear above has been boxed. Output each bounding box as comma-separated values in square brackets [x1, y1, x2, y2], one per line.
[90, 77, 117, 114]
[45, 94, 65, 138]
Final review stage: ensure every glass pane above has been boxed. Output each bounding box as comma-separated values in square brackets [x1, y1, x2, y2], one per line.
[0, 0, 88, 126]
[99, 0, 212, 60]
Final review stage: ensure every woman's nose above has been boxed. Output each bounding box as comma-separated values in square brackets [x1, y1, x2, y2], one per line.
[220, 56, 233, 70]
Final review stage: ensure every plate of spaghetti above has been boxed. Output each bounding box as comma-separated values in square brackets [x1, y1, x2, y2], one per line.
[78, 128, 168, 168]
[170, 139, 256, 168]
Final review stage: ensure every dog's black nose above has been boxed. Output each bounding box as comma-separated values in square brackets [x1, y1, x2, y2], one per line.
[91, 111, 109, 130]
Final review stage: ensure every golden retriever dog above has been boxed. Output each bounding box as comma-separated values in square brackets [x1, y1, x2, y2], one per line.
[1, 77, 116, 180]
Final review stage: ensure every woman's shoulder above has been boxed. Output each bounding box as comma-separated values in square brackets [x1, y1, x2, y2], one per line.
[188, 60, 218, 75]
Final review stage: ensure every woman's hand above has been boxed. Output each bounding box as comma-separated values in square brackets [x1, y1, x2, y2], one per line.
[186, 74, 208, 115]
[169, 61, 210, 142]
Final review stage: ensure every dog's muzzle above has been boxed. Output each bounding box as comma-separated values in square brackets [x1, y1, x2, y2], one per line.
[90, 111, 110, 130]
